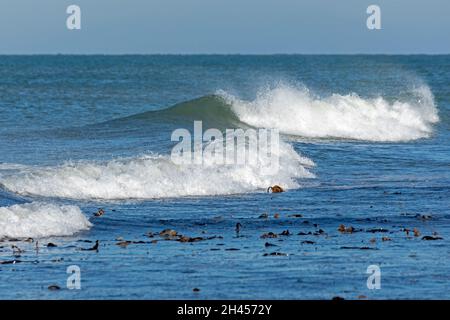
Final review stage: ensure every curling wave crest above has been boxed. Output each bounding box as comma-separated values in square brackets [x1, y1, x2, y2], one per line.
[221, 84, 439, 141]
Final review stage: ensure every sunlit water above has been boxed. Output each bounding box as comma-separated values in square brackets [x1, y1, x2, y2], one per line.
[0, 55, 449, 299]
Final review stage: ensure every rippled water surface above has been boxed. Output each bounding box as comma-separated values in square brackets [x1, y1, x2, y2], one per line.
[0, 55, 449, 299]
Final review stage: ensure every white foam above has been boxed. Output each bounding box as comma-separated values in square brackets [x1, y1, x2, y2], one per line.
[0, 140, 314, 200]
[222, 84, 439, 142]
[0, 202, 92, 239]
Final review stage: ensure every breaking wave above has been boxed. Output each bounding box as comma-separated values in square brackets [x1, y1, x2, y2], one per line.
[0, 202, 92, 239]
[112, 83, 438, 142]
[0, 83, 438, 201]
[0, 141, 314, 200]
[222, 84, 438, 142]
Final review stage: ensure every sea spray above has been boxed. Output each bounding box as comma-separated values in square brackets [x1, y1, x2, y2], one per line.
[0, 140, 314, 200]
[220, 84, 439, 141]
[171, 121, 281, 175]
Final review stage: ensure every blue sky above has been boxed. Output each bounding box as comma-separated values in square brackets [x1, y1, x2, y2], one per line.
[0, 0, 448, 54]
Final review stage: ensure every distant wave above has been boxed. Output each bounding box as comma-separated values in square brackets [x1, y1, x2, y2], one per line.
[0, 202, 92, 239]
[110, 95, 242, 129]
[109, 83, 439, 142]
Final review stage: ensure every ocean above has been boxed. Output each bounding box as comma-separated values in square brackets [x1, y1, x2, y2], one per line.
[0, 55, 448, 299]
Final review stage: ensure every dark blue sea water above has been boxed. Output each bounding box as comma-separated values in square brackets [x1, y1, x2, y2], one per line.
[0, 55, 449, 299]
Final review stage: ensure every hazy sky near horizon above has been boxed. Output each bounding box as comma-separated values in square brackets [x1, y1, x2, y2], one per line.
[0, 0, 449, 54]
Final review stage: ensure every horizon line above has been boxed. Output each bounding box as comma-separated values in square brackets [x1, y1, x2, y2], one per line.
[0, 52, 449, 56]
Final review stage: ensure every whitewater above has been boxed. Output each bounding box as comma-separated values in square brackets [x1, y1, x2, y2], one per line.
[0, 142, 314, 200]
[0, 84, 439, 201]
[0, 55, 448, 299]
[0, 202, 92, 239]
[222, 84, 439, 142]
